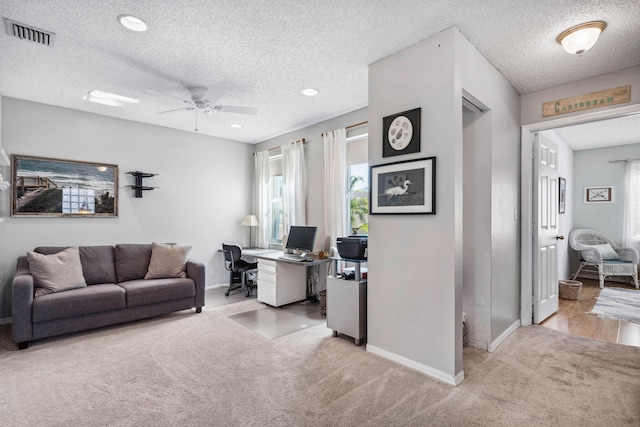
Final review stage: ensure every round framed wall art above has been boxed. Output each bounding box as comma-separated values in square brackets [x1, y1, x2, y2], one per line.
[382, 107, 421, 158]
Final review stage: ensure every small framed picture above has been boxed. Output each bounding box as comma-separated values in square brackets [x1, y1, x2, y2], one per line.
[382, 108, 421, 158]
[584, 186, 613, 203]
[559, 177, 566, 214]
[370, 157, 436, 214]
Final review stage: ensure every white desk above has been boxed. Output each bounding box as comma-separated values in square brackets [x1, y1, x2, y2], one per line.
[244, 249, 330, 307]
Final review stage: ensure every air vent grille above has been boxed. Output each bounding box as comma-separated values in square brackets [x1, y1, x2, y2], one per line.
[5, 18, 55, 47]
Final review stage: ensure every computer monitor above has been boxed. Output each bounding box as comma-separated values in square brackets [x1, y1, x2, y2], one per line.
[285, 226, 317, 253]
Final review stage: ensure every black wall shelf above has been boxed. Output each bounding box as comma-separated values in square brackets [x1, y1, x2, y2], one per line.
[126, 171, 158, 198]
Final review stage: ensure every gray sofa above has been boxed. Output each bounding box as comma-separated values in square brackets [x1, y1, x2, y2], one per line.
[12, 244, 205, 349]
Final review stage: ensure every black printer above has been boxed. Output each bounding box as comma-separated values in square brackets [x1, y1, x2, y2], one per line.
[336, 235, 368, 260]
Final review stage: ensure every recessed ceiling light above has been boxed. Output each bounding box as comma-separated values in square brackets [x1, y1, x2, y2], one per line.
[556, 21, 606, 56]
[301, 88, 319, 96]
[230, 123, 242, 128]
[84, 90, 139, 107]
[118, 14, 148, 32]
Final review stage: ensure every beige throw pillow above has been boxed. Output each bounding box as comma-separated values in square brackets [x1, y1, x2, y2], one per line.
[27, 247, 87, 297]
[145, 242, 192, 279]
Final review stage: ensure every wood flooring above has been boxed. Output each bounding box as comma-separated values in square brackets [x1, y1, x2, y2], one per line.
[541, 278, 640, 348]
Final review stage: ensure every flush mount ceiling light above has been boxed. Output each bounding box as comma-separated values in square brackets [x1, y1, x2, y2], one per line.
[118, 14, 148, 32]
[84, 90, 139, 107]
[301, 88, 319, 96]
[556, 21, 606, 56]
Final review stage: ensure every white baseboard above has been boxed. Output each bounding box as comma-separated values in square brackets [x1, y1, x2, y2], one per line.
[366, 344, 464, 386]
[488, 319, 520, 352]
[0, 317, 12, 325]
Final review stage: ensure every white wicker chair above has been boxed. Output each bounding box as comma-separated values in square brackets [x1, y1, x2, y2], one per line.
[568, 229, 639, 289]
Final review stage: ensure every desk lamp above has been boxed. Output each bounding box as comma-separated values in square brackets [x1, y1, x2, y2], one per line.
[241, 214, 259, 248]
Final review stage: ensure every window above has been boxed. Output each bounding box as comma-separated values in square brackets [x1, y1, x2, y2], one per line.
[269, 175, 284, 243]
[347, 163, 369, 235]
[627, 160, 640, 240]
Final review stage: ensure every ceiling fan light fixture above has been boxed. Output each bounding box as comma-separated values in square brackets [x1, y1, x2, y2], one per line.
[118, 14, 148, 32]
[556, 21, 606, 56]
[301, 88, 319, 96]
[84, 90, 139, 107]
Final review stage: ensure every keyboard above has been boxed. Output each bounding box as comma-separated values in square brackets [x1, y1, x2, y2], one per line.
[278, 254, 308, 262]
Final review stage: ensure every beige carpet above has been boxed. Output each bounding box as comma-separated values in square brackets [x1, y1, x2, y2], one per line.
[1, 299, 639, 426]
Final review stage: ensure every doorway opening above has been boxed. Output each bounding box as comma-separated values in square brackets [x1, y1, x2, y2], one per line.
[520, 104, 640, 326]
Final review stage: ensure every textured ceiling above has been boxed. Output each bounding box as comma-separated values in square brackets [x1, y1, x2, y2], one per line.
[0, 0, 639, 143]
[551, 113, 640, 151]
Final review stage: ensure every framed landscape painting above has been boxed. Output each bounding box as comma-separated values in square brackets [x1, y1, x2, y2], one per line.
[11, 155, 118, 217]
[370, 157, 436, 214]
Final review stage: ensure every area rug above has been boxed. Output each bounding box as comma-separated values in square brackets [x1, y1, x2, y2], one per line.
[590, 287, 640, 323]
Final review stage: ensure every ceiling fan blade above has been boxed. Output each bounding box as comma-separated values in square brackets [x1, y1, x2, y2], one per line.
[212, 105, 258, 115]
[157, 107, 195, 114]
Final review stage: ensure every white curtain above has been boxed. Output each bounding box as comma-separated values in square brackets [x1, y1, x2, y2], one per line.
[623, 160, 640, 250]
[281, 141, 306, 234]
[254, 150, 270, 248]
[323, 128, 347, 252]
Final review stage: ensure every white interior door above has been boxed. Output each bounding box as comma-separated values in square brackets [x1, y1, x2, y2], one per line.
[533, 133, 560, 323]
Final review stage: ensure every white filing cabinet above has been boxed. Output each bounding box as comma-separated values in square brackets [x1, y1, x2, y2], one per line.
[326, 258, 367, 346]
[257, 259, 307, 307]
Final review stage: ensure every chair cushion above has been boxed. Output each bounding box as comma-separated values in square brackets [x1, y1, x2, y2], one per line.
[32, 284, 125, 323]
[115, 244, 152, 282]
[118, 278, 195, 307]
[28, 247, 87, 297]
[145, 242, 192, 279]
[591, 243, 620, 260]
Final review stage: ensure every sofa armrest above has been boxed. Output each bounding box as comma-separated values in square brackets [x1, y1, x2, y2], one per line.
[12, 256, 34, 345]
[186, 258, 206, 309]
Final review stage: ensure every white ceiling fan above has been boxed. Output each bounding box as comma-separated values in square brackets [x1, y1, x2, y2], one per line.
[154, 87, 257, 131]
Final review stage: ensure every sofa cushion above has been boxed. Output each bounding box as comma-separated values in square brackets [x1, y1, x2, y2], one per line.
[145, 242, 192, 279]
[115, 244, 152, 282]
[78, 246, 117, 284]
[119, 278, 195, 307]
[34, 246, 117, 285]
[32, 284, 126, 323]
[28, 247, 87, 297]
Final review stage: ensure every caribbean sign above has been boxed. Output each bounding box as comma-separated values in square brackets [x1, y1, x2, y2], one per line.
[542, 85, 631, 117]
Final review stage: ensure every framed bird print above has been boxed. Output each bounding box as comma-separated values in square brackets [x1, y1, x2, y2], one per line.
[382, 108, 421, 157]
[584, 186, 613, 203]
[370, 157, 436, 214]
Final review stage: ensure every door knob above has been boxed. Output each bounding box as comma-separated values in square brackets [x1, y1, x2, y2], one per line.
[556, 235, 565, 240]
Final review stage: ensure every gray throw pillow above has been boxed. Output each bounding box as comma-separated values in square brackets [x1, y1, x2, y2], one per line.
[144, 242, 192, 279]
[27, 246, 87, 297]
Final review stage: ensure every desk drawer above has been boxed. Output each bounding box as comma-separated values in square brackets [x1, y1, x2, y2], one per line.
[258, 259, 277, 274]
[258, 270, 276, 285]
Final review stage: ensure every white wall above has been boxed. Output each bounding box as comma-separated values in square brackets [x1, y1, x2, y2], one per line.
[521, 66, 640, 126]
[0, 97, 253, 319]
[254, 107, 368, 251]
[573, 143, 640, 254]
[455, 30, 521, 347]
[537, 130, 574, 280]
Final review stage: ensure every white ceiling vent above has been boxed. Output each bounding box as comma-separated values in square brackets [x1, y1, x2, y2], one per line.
[4, 18, 55, 47]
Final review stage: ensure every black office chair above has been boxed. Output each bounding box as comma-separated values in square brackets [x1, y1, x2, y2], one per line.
[222, 244, 258, 297]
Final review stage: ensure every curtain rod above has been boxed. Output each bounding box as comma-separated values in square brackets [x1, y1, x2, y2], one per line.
[252, 138, 305, 155]
[608, 158, 639, 163]
[321, 120, 368, 137]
